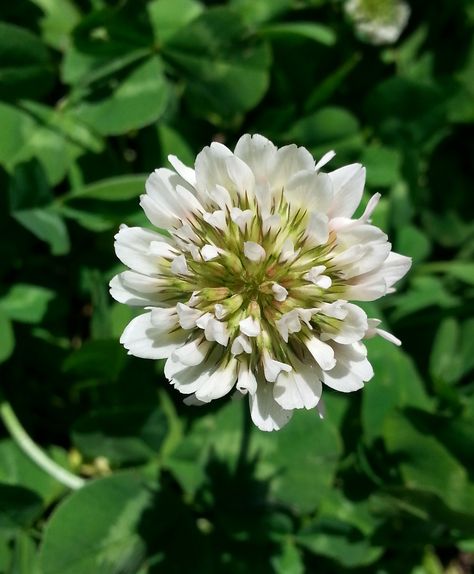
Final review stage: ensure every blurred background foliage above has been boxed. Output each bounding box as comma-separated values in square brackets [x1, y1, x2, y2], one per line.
[0, 0, 473, 572]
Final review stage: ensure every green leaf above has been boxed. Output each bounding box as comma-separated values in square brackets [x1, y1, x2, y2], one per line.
[362, 145, 402, 188]
[362, 338, 432, 443]
[0, 101, 103, 186]
[286, 107, 362, 159]
[442, 262, 474, 286]
[0, 284, 55, 324]
[30, 0, 81, 51]
[157, 124, 195, 167]
[57, 175, 149, 232]
[20, 100, 104, 155]
[39, 473, 155, 574]
[304, 54, 361, 112]
[262, 410, 341, 512]
[167, 400, 342, 512]
[0, 102, 36, 170]
[13, 208, 70, 256]
[0, 22, 54, 101]
[63, 340, 126, 381]
[65, 174, 146, 201]
[271, 539, 304, 574]
[0, 440, 66, 505]
[8, 159, 52, 212]
[72, 405, 169, 466]
[396, 225, 432, 263]
[260, 22, 336, 46]
[7, 532, 40, 574]
[70, 56, 169, 136]
[296, 491, 383, 566]
[384, 409, 474, 517]
[0, 308, 15, 364]
[390, 276, 459, 320]
[163, 7, 271, 122]
[230, 0, 291, 25]
[297, 520, 382, 567]
[429, 318, 463, 385]
[0, 485, 43, 535]
[147, 0, 203, 44]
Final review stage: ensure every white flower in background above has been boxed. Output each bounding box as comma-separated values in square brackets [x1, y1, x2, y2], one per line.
[110, 134, 411, 431]
[344, 0, 410, 45]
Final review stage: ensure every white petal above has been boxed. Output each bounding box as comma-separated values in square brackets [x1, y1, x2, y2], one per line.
[262, 214, 281, 235]
[170, 254, 191, 276]
[304, 266, 332, 289]
[171, 361, 218, 395]
[204, 317, 230, 346]
[243, 241, 266, 262]
[231, 334, 252, 355]
[142, 168, 199, 227]
[171, 338, 212, 367]
[114, 226, 176, 275]
[176, 302, 202, 329]
[323, 342, 373, 392]
[214, 304, 225, 320]
[306, 212, 329, 246]
[230, 207, 253, 231]
[284, 171, 333, 214]
[203, 210, 227, 231]
[304, 336, 336, 371]
[249, 382, 293, 432]
[208, 184, 232, 210]
[319, 301, 347, 320]
[315, 150, 336, 170]
[168, 154, 196, 187]
[322, 362, 365, 393]
[234, 133, 278, 185]
[380, 252, 412, 288]
[149, 307, 179, 330]
[376, 328, 401, 346]
[236, 363, 257, 395]
[273, 358, 322, 410]
[195, 359, 238, 402]
[195, 312, 212, 330]
[366, 319, 401, 345]
[239, 316, 261, 337]
[279, 239, 300, 263]
[262, 351, 292, 383]
[120, 312, 185, 359]
[347, 252, 411, 301]
[164, 338, 212, 379]
[109, 272, 166, 306]
[272, 144, 315, 190]
[195, 142, 255, 200]
[321, 303, 368, 344]
[328, 163, 366, 218]
[272, 283, 288, 302]
[359, 193, 381, 222]
[201, 244, 220, 261]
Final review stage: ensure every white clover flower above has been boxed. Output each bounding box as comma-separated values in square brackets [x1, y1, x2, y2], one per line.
[345, 0, 410, 45]
[110, 134, 411, 431]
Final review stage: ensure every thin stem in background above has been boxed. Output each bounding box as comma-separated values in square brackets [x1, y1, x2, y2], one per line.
[0, 392, 85, 491]
[236, 398, 252, 473]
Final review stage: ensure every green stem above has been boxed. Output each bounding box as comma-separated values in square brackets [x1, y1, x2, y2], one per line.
[0, 393, 85, 490]
[236, 398, 252, 472]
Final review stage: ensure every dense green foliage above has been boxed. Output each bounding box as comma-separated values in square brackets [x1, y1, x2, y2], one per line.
[1, 0, 473, 572]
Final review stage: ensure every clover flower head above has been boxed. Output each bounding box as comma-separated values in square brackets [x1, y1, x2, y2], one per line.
[110, 134, 411, 431]
[345, 0, 410, 45]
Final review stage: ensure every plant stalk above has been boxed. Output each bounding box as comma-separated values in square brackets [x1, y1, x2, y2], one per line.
[0, 392, 85, 490]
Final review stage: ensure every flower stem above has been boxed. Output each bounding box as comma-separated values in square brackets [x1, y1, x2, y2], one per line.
[0, 392, 85, 490]
[236, 399, 252, 472]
